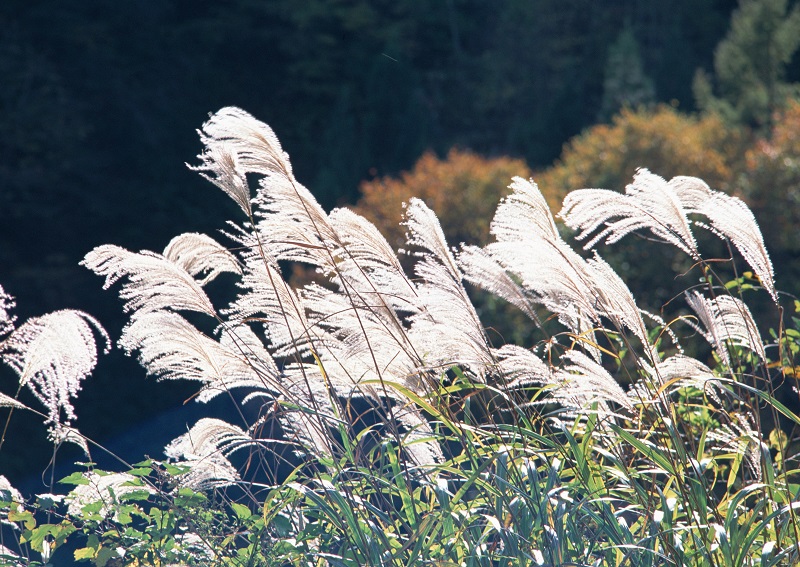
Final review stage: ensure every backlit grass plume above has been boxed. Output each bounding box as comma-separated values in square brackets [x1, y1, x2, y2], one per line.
[0, 284, 108, 444]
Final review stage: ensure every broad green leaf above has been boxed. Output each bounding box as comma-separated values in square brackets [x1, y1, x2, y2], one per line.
[230, 502, 252, 520]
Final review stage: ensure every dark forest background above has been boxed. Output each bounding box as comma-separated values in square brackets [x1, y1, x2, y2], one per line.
[1, 0, 778, 484]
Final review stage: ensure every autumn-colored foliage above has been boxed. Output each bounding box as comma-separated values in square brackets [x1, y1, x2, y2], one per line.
[356, 149, 532, 250]
[353, 101, 800, 306]
[535, 105, 741, 206]
[742, 99, 800, 254]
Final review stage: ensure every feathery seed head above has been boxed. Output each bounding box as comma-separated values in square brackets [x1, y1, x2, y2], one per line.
[559, 168, 698, 257]
[672, 175, 776, 302]
[685, 291, 766, 365]
[0, 310, 108, 426]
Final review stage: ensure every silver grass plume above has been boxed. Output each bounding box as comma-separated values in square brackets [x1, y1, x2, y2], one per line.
[316, 209, 423, 395]
[0, 475, 23, 560]
[275, 363, 342, 458]
[300, 208, 423, 391]
[225, 258, 313, 358]
[0, 285, 15, 337]
[559, 169, 776, 302]
[685, 291, 766, 365]
[208, 323, 282, 402]
[404, 198, 495, 377]
[200, 107, 293, 179]
[49, 424, 91, 457]
[296, 283, 443, 463]
[555, 351, 634, 415]
[493, 344, 553, 389]
[82, 245, 216, 317]
[585, 253, 650, 348]
[251, 174, 337, 269]
[192, 143, 251, 216]
[480, 178, 600, 352]
[327, 207, 419, 317]
[650, 355, 718, 389]
[0, 480, 24, 564]
[632, 355, 726, 405]
[706, 414, 763, 481]
[0, 474, 23, 513]
[458, 245, 541, 326]
[301, 283, 418, 393]
[164, 418, 250, 489]
[559, 169, 698, 258]
[0, 392, 26, 410]
[118, 311, 283, 402]
[328, 209, 424, 379]
[192, 107, 294, 216]
[197, 107, 336, 272]
[671, 175, 777, 302]
[1, 310, 108, 426]
[473, 177, 651, 358]
[163, 233, 242, 286]
[195, 108, 418, 376]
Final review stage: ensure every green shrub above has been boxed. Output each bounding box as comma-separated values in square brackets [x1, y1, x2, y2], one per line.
[536, 105, 740, 207]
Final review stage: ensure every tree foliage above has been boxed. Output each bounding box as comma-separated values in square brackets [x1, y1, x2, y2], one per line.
[694, 0, 800, 129]
[535, 105, 740, 207]
[356, 149, 532, 250]
[597, 25, 656, 121]
[742, 99, 800, 255]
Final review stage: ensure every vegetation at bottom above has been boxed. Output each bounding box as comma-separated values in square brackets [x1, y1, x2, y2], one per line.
[1, 105, 800, 567]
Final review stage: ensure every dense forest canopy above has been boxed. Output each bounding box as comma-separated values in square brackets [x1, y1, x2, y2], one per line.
[2, 0, 784, 483]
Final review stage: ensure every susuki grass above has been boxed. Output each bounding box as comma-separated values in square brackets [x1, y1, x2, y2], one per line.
[2, 107, 800, 566]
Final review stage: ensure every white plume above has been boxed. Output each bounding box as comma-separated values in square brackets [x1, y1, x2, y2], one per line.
[1, 310, 108, 425]
[555, 351, 634, 414]
[478, 177, 623, 358]
[119, 311, 282, 401]
[66, 472, 154, 518]
[459, 245, 541, 325]
[163, 233, 242, 286]
[0, 285, 15, 337]
[252, 175, 337, 269]
[559, 169, 698, 257]
[191, 107, 294, 216]
[225, 258, 313, 357]
[301, 283, 419, 393]
[493, 344, 553, 389]
[672, 175, 776, 302]
[82, 245, 216, 317]
[685, 291, 766, 365]
[0, 393, 26, 410]
[405, 198, 495, 377]
[632, 354, 725, 405]
[165, 418, 251, 489]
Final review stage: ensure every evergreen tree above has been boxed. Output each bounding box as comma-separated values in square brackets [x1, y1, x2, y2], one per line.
[598, 25, 656, 121]
[694, 0, 800, 129]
